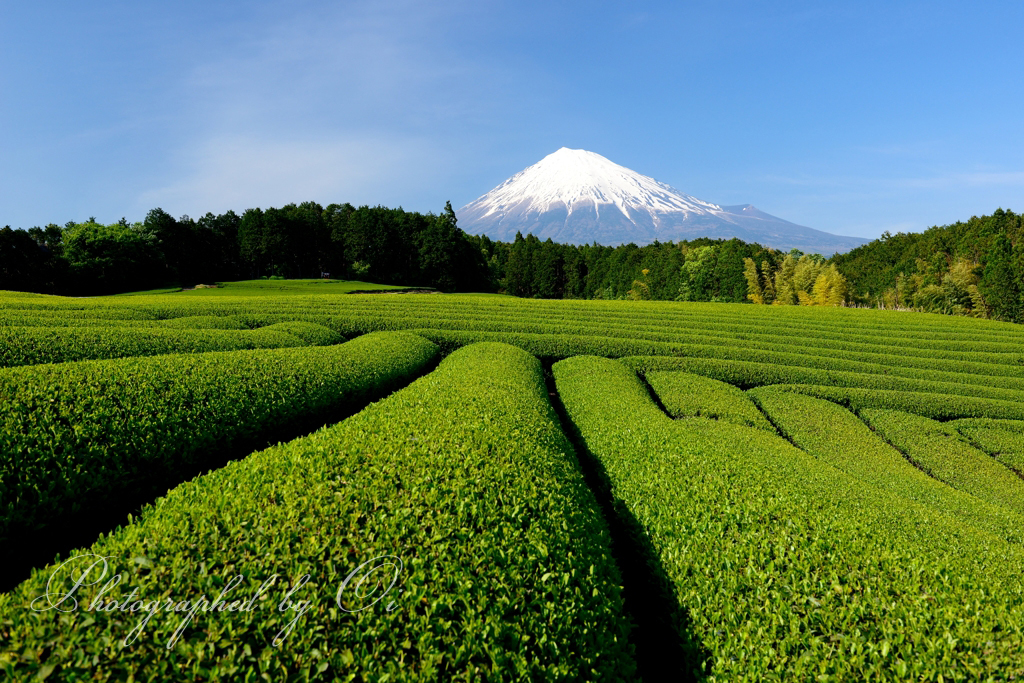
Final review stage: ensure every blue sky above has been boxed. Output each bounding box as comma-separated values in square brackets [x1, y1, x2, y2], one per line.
[2, 0, 1022, 239]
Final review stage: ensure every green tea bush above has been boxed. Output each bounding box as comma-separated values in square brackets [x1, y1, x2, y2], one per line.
[0, 326, 307, 368]
[623, 354, 1024, 393]
[554, 355, 1024, 681]
[861, 408, 1024, 513]
[260, 322, 343, 346]
[158, 315, 250, 330]
[0, 332, 439, 552]
[0, 306, 158, 321]
[0, 343, 635, 681]
[753, 388, 1024, 543]
[404, 325, 1024, 382]
[645, 371, 774, 431]
[760, 383, 1024, 421]
[952, 418, 1024, 475]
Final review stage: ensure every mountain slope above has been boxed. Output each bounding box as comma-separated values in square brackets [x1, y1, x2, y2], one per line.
[457, 148, 870, 254]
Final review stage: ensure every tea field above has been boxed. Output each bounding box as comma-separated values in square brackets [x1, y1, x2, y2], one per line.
[1, 279, 1023, 681]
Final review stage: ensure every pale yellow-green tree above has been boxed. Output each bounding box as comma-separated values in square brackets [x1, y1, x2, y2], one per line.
[626, 280, 650, 300]
[800, 264, 848, 306]
[968, 284, 988, 317]
[760, 259, 776, 303]
[792, 255, 826, 295]
[627, 268, 652, 300]
[895, 273, 923, 308]
[773, 254, 799, 305]
[743, 257, 764, 304]
[775, 256, 844, 306]
[948, 257, 987, 316]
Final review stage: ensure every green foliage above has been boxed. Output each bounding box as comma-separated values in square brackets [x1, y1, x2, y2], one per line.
[2, 282, 1024, 676]
[402, 321, 1024, 386]
[495, 236, 770, 302]
[625, 355, 1024, 402]
[952, 418, 1024, 476]
[753, 388, 1024, 542]
[0, 343, 635, 681]
[4, 199, 488, 295]
[741, 257, 763, 304]
[0, 226, 65, 294]
[554, 355, 1024, 680]
[756, 253, 849, 307]
[158, 315, 250, 330]
[759, 383, 1024, 421]
[980, 233, 1023, 322]
[0, 326, 308, 368]
[0, 332, 440, 553]
[806, 264, 848, 306]
[772, 252, 799, 304]
[62, 220, 161, 295]
[645, 370, 774, 431]
[833, 207, 1024, 319]
[238, 203, 330, 280]
[332, 203, 489, 291]
[259, 321, 343, 346]
[861, 408, 1024, 513]
[418, 202, 462, 292]
[676, 244, 718, 301]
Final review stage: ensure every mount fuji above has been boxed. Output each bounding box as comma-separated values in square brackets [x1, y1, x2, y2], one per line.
[456, 148, 870, 255]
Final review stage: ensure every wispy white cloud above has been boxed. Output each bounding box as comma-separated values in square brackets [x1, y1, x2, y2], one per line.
[136, 134, 443, 216]
[137, 0, 535, 216]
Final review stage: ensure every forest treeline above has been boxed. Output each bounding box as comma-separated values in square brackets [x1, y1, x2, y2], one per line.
[830, 208, 1024, 323]
[1, 202, 1021, 322]
[0, 202, 490, 295]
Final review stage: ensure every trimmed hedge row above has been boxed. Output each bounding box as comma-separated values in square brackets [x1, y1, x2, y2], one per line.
[374, 308, 1024, 359]
[553, 355, 1024, 681]
[3, 289, 1024, 344]
[645, 371, 774, 431]
[323, 312, 1024, 375]
[752, 388, 1024, 543]
[258, 295, 1024, 342]
[0, 326, 318, 368]
[295, 298, 1024, 349]
[258, 321, 343, 346]
[0, 342, 636, 681]
[0, 331, 440, 554]
[624, 354, 1024, 396]
[407, 328, 666, 361]
[7, 297, 1023, 373]
[952, 418, 1024, 476]
[159, 315, 250, 330]
[401, 326, 1024, 386]
[754, 383, 1024, 421]
[860, 408, 1024, 514]
[0, 306, 158, 321]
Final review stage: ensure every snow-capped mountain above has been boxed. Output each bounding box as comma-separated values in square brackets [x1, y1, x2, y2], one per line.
[457, 148, 870, 254]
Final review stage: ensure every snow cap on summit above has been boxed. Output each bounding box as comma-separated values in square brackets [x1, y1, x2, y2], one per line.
[457, 148, 871, 254]
[471, 147, 722, 221]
